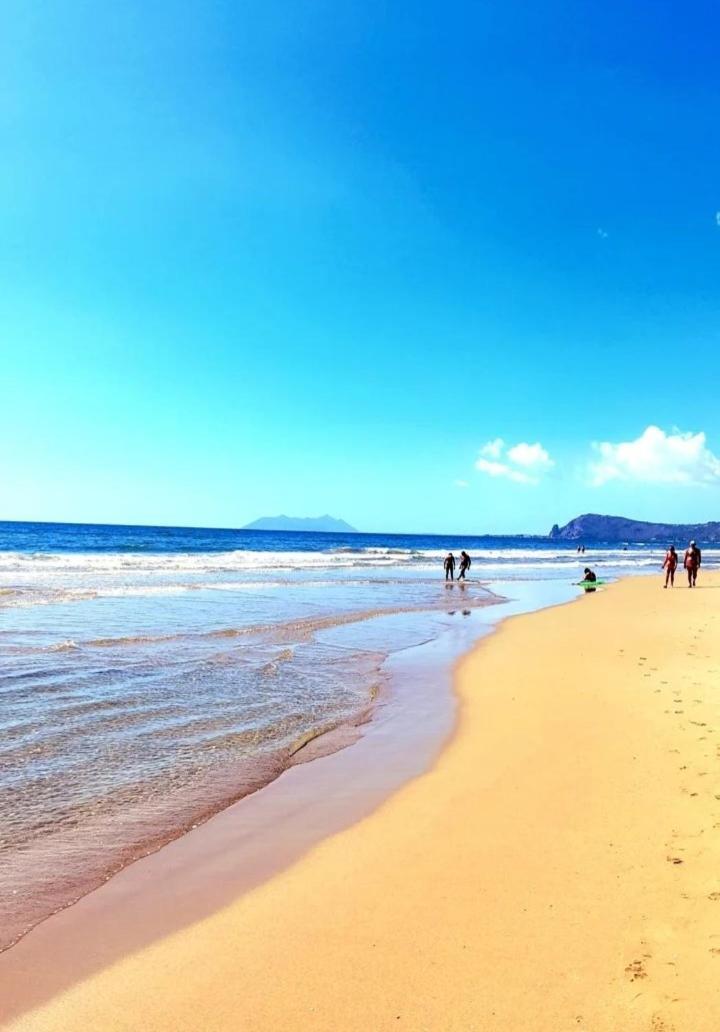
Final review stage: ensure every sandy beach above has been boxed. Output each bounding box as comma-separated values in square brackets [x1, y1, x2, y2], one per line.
[5, 572, 720, 1031]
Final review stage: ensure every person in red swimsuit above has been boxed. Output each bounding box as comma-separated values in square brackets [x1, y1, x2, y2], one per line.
[662, 545, 678, 588]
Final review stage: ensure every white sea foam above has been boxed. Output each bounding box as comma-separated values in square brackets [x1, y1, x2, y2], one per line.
[1, 544, 705, 573]
[0, 544, 715, 609]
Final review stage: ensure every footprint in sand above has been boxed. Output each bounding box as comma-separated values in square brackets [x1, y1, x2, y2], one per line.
[625, 959, 648, 981]
[667, 856, 684, 864]
[707, 892, 720, 901]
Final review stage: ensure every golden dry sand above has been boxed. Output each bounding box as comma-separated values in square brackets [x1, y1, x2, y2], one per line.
[8, 574, 720, 1032]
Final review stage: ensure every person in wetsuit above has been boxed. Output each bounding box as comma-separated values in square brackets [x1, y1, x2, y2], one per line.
[684, 541, 701, 587]
[444, 553, 456, 581]
[662, 545, 678, 588]
[458, 551, 472, 580]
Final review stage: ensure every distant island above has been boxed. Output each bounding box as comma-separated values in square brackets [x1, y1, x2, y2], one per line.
[243, 514, 358, 533]
[550, 513, 720, 544]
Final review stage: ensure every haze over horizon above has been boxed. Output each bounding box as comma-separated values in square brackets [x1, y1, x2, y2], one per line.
[3, 2, 720, 533]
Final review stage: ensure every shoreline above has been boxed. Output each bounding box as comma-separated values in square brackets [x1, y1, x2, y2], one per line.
[0, 579, 577, 1023]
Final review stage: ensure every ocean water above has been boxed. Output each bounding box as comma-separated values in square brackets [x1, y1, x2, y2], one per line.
[0, 521, 709, 950]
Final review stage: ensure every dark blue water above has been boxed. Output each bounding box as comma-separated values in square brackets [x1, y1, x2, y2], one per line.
[0, 519, 556, 555]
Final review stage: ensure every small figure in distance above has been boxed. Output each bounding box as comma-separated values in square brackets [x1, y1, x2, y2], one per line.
[684, 540, 701, 588]
[662, 545, 678, 588]
[444, 552, 456, 581]
[457, 550, 472, 580]
[581, 544, 586, 554]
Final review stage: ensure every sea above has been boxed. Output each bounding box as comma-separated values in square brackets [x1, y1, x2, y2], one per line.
[0, 520, 706, 950]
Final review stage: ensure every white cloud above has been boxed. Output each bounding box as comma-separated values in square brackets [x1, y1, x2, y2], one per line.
[506, 442, 554, 472]
[597, 227, 608, 238]
[475, 439, 554, 486]
[589, 425, 720, 486]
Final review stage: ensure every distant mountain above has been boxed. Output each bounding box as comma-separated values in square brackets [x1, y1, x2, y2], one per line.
[242, 514, 358, 533]
[549, 513, 720, 543]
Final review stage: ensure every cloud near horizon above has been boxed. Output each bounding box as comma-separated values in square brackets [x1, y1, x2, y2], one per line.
[476, 438, 554, 485]
[589, 425, 720, 486]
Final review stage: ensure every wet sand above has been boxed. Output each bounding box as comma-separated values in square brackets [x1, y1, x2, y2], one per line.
[6, 574, 720, 1030]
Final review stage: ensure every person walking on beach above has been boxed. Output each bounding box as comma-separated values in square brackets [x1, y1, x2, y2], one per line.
[662, 545, 678, 588]
[444, 553, 456, 581]
[458, 551, 472, 580]
[684, 540, 701, 587]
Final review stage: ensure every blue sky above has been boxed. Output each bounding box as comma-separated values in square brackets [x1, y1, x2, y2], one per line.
[3, 1, 720, 533]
